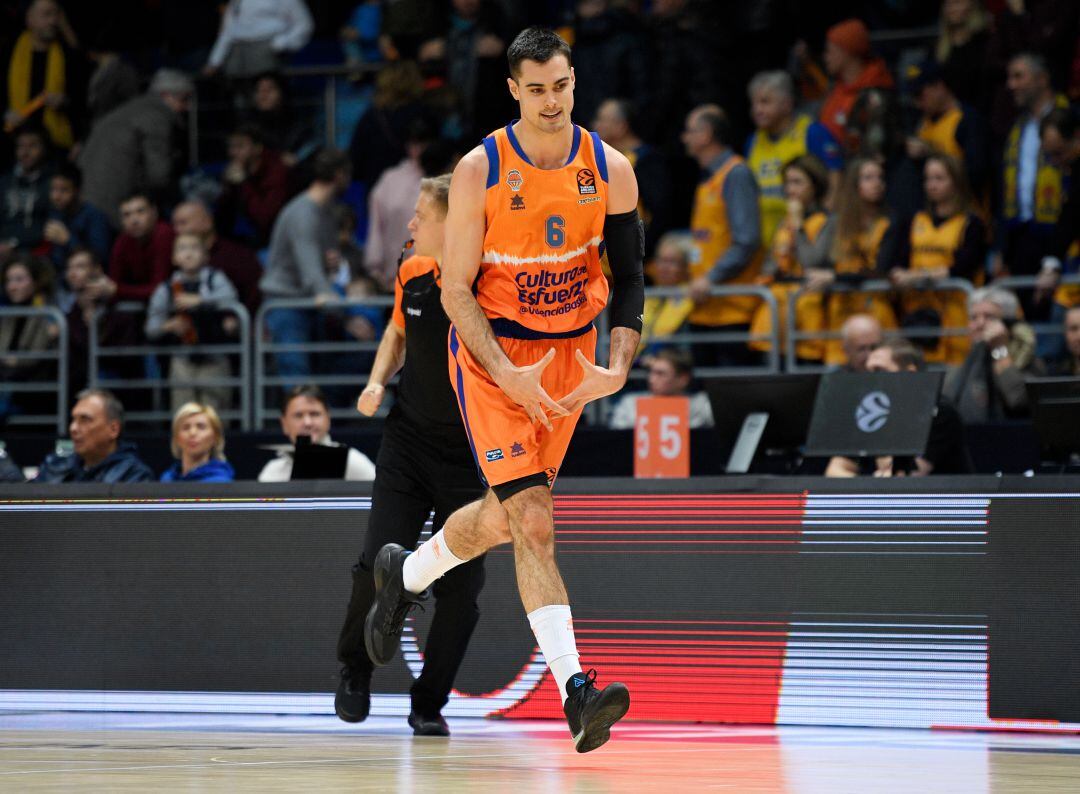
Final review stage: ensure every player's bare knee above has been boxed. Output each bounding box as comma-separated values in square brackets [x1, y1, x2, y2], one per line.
[504, 487, 555, 551]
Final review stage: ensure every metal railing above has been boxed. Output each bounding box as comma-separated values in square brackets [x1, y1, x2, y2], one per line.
[783, 277, 975, 372]
[89, 300, 252, 429]
[0, 305, 68, 434]
[254, 296, 393, 428]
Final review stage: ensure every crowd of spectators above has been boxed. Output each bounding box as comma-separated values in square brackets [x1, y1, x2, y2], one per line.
[0, 0, 1075, 450]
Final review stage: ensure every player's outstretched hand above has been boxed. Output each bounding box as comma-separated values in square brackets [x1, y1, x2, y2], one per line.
[557, 349, 627, 415]
[496, 347, 568, 431]
[357, 383, 384, 416]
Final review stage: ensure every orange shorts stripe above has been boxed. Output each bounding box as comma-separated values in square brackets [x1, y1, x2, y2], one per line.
[448, 326, 596, 488]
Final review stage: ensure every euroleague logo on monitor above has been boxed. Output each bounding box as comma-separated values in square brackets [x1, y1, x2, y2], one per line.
[855, 391, 891, 433]
[576, 168, 597, 195]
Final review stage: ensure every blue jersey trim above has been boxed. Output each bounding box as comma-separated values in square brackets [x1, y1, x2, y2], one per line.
[566, 125, 582, 165]
[448, 326, 487, 487]
[505, 122, 533, 166]
[482, 135, 500, 189]
[504, 122, 584, 168]
[590, 131, 608, 183]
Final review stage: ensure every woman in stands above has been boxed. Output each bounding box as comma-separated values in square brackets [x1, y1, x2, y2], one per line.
[892, 153, 986, 366]
[822, 157, 899, 365]
[750, 154, 833, 365]
[160, 402, 234, 482]
[0, 253, 58, 421]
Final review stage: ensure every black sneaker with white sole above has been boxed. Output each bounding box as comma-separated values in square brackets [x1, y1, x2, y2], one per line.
[334, 666, 371, 723]
[363, 543, 428, 666]
[563, 669, 630, 753]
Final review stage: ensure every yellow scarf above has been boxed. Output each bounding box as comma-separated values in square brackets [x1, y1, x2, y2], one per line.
[8, 31, 72, 148]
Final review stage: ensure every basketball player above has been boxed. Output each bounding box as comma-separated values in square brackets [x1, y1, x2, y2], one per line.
[334, 176, 489, 737]
[364, 27, 644, 753]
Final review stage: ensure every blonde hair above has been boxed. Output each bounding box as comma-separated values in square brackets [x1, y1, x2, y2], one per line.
[419, 173, 452, 216]
[170, 402, 226, 460]
[936, 0, 989, 63]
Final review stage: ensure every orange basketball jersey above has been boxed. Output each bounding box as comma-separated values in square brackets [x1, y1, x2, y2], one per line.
[478, 123, 610, 336]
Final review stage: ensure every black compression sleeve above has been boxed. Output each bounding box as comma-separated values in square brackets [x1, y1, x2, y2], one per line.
[603, 208, 645, 332]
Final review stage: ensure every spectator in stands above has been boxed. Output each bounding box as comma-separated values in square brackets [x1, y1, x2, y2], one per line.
[106, 192, 175, 303]
[85, 28, 141, 124]
[160, 401, 235, 482]
[826, 338, 973, 477]
[260, 148, 351, 384]
[988, 0, 1079, 104]
[571, 0, 648, 139]
[62, 247, 139, 395]
[205, 0, 313, 80]
[1043, 305, 1080, 376]
[593, 97, 671, 257]
[943, 286, 1041, 423]
[44, 162, 112, 274]
[934, 0, 992, 113]
[349, 61, 429, 187]
[364, 119, 431, 292]
[0, 253, 57, 420]
[824, 158, 899, 366]
[893, 154, 986, 366]
[79, 69, 193, 226]
[745, 71, 842, 248]
[638, 232, 693, 363]
[818, 19, 894, 152]
[258, 384, 376, 481]
[216, 123, 290, 249]
[837, 314, 883, 373]
[172, 200, 262, 316]
[608, 347, 714, 430]
[1033, 107, 1080, 359]
[146, 233, 238, 412]
[34, 388, 154, 483]
[0, 445, 23, 481]
[326, 204, 382, 344]
[682, 104, 762, 367]
[749, 155, 834, 365]
[905, 59, 988, 196]
[445, 0, 514, 137]
[1, 0, 81, 152]
[244, 72, 315, 168]
[999, 52, 1068, 278]
[0, 127, 53, 258]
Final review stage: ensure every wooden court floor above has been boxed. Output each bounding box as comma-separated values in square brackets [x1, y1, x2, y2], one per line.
[1, 713, 1079, 793]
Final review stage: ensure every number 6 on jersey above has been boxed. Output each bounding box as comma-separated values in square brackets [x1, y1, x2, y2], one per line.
[545, 215, 565, 248]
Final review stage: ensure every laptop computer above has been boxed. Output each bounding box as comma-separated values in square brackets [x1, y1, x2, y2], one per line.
[804, 371, 943, 458]
[1026, 377, 1080, 461]
[290, 435, 350, 480]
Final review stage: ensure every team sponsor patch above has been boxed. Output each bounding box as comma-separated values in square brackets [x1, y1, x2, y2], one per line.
[578, 196, 601, 205]
[485, 448, 504, 462]
[576, 168, 596, 195]
[506, 169, 523, 191]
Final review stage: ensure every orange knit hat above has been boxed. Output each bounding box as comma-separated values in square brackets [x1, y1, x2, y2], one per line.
[827, 19, 871, 58]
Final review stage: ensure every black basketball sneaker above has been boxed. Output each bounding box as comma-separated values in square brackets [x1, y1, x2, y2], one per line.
[364, 543, 428, 666]
[334, 667, 371, 723]
[563, 669, 631, 753]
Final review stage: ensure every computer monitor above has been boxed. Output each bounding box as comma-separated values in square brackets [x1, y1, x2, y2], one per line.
[705, 374, 821, 472]
[1026, 377, 1080, 461]
[290, 436, 349, 480]
[804, 371, 943, 458]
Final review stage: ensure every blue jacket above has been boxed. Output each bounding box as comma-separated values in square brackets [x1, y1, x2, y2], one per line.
[34, 441, 154, 483]
[160, 458, 235, 482]
[48, 201, 114, 270]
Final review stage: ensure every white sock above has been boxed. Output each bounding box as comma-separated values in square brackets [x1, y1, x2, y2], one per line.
[402, 529, 466, 594]
[527, 604, 582, 703]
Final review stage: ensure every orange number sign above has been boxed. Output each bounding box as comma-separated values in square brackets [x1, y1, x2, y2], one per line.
[634, 396, 690, 478]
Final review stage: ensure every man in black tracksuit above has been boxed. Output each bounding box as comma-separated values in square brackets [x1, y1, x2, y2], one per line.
[335, 174, 486, 736]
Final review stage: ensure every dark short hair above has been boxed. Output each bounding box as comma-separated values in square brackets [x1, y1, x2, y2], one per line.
[52, 161, 82, 189]
[14, 125, 48, 147]
[880, 337, 925, 372]
[120, 190, 156, 210]
[229, 122, 266, 147]
[66, 245, 102, 268]
[651, 347, 694, 378]
[311, 147, 351, 183]
[75, 388, 125, 430]
[282, 384, 328, 415]
[507, 27, 572, 79]
[695, 106, 733, 148]
[1041, 107, 1077, 141]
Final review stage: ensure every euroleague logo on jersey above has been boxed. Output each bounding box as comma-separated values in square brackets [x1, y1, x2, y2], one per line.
[506, 169, 523, 191]
[576, 168, 597, 195]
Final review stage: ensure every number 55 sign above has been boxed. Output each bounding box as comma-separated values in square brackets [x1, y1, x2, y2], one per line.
[634, 396, 690, 478]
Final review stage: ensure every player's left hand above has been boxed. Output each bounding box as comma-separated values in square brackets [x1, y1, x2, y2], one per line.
[557, 349, 627, 414]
